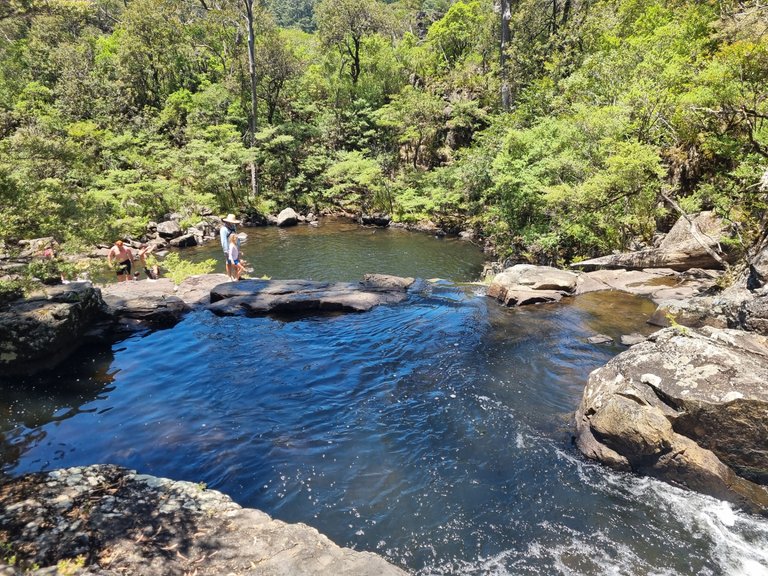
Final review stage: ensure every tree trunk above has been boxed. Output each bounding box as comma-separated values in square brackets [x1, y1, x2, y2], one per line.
[500, 0, 513, 111]
[243, 0, 259, 200]
[351, 36, 361, 84]
[661, 189, 730, 271]
[551, 0, 558, 35]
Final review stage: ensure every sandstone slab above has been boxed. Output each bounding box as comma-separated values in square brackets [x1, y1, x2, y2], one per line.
[0, 282, 106, 376]
[209, 275, 415, 316]
[0, 465, 407, 576]
[575, 326, 768, 513]
[487, 265, 578, 307]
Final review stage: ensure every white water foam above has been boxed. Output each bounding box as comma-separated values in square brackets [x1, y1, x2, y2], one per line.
[557, 448, 768, 576]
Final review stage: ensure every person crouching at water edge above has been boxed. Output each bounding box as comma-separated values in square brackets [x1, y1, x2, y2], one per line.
[227, 232, 245, 281]
[220, 213, 241, 280]
[107, 240, 134, 282]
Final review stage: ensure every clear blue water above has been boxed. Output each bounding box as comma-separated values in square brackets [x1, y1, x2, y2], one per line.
[2, 223, 767, 575]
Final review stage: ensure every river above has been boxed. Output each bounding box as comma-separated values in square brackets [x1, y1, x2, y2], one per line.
[2, 221, 767, 575]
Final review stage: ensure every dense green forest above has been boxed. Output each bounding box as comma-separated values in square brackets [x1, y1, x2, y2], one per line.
[0, 0, 766, 264]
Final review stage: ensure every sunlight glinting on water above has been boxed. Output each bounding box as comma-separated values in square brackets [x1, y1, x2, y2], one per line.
[2, 224, 767, 575]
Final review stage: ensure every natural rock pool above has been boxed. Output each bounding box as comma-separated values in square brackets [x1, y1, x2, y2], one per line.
[2, 222, 767, 575]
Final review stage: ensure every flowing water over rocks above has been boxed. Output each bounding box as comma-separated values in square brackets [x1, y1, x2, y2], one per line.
[2, 224, 768, 575]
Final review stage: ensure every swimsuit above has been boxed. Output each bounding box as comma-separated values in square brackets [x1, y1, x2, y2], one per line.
[116, 259, 132, 276]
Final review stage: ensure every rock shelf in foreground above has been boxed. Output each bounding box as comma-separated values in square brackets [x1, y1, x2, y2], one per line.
[0, 464, 407, 576]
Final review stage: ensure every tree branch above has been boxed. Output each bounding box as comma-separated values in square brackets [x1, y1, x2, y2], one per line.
[660, 189, 731, 270]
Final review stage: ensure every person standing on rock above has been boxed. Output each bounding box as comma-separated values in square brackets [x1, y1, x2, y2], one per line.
[227, 231, 245, 281]
[135, 243, 159, 280]
[107, 240, 134, 282]
[220, 214, 240, 280]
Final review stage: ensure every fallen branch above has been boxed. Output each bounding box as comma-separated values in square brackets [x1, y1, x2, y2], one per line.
[660, 189, 731, 271]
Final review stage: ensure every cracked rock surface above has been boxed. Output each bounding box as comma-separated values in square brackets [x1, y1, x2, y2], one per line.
[574, 326, 768, 514]
[0, 465, 407, 576]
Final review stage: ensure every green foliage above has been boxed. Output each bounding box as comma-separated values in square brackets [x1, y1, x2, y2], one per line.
[323, 150, 386, 212]
[0, 0, 766, 265]
[160, 253, 217, 285]
[426, 0, 487, 69]
[0, 278, 27, 306]
[25, 257, 76, 284]
[56, 555, 86, 576]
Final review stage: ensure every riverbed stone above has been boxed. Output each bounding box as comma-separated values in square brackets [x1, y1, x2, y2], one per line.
[487, 265, 578, 307]
[0, 465, 407, 576]
[101, 279, 188, 326]
[168, 232, 198, 248]
[575, 325, 768, 514]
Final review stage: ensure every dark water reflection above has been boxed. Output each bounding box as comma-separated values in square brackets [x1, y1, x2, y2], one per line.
[2, 225, 768, 575]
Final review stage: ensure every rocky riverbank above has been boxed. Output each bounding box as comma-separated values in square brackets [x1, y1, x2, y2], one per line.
[485, 213, 768, 514]
[0, 464, 407, 576]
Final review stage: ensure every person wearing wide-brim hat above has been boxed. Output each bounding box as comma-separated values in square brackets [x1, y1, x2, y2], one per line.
[220, 213, 241, 280]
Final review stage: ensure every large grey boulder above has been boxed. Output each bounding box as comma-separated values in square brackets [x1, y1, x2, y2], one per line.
[99, 275, 237, 327]
[156, 220, 182, 239]
[277, 207, 299, 227]
[487, 264, 579, 306]
[0, 464, 407, 576]
[575, 326, 768, 513]
[0, 282, 106, 376]
[571, 212, 736, 271]
[209, 275, 415, 316]
[169, 233, 198, 248]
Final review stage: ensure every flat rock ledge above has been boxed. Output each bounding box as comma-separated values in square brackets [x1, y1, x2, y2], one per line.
[0, 464, 407, 576]
[574, 326, 768, 514]
[487, 264, 716, 308]
[0, 282, 106, 376]
[100, 275, 231, 326]
[208, 274, 416, 316]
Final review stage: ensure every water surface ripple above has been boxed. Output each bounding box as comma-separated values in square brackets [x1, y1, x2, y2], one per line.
[2, 225, 767, 576]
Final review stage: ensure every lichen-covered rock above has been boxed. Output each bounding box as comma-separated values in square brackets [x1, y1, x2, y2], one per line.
[575, 326, 768, 513]
[0, 465, 407, 576]
[0, 282, 106, 376]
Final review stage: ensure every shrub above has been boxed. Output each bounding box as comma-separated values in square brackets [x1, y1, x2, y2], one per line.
[160, 253, 216, 285]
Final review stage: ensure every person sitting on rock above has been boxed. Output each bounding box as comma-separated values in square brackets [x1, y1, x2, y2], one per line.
[107, 240, 134, 282]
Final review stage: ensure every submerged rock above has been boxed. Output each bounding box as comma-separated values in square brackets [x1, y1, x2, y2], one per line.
[575, 326, 768, 514]
[0, 464, 407, 576]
